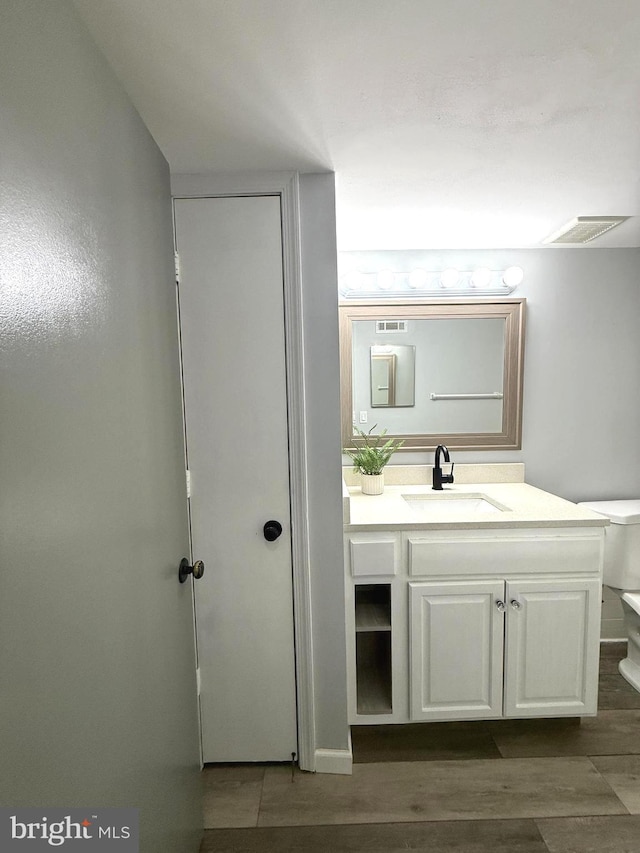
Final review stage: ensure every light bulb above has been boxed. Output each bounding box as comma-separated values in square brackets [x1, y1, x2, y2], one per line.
[408, 268, 428, 289]
[470, 267, 492, 288]
[440, 267, 460, 288]
[343, 271, 365, 292]
[502, 266, 524, 288]
[377, 269, 395, 291]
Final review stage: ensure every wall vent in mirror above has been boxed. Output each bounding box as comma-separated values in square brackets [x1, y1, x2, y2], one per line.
[376, 319, 407, 333]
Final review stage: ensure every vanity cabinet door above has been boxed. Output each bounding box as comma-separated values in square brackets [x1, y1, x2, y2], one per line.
[503, 578, 601, 717]
[409, 581, 504, 721]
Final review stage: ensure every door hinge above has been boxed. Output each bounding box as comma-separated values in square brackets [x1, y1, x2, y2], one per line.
[174, 252, 181, 284]
[196, 667, 201, 696]
[185, 469, 191, 498]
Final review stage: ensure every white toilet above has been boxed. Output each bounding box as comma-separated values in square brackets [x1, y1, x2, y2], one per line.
[578, 499, 640, 693]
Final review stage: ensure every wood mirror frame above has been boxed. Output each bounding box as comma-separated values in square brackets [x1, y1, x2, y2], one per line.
[339, 298, 526, 452]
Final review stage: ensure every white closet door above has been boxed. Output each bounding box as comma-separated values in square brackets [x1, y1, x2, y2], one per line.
[175, 195, 297, 762]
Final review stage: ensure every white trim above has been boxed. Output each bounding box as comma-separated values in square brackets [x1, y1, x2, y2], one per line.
[171, 171, 297, 198]
[171, 171, 316, 772]
[280, 175, 317, 773]
[314, 746, 353, 776]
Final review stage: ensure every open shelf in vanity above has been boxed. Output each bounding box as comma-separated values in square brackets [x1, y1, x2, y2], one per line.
[355, 584, 391, 631]
[354, 584, 392, 715]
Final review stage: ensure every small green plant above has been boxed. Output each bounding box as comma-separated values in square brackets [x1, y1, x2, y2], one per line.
[345, 425, 404, 475]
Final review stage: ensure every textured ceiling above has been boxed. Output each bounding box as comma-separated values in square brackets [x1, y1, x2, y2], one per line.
[71, 0, 640, 249]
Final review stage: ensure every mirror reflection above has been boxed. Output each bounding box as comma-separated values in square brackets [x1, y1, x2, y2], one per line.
[370, 345, 415, 407]
[340, 299, 525, 451]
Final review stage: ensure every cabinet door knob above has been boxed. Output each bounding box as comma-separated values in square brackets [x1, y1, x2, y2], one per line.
[510, 599, 522, 610]
[496, 600, 506, 612]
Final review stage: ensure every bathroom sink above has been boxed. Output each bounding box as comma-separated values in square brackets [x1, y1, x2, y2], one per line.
[401, 493, 507, 515]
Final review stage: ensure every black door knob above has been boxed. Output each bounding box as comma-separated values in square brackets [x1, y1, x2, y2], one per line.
[178, 558, 205, 583]
[263, 520, 283, 542]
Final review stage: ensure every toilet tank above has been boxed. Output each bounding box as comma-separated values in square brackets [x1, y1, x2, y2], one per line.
[578, 500, 640, 590]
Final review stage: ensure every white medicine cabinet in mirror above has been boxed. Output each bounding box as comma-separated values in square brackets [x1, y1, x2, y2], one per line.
[339, 299, 526, 452]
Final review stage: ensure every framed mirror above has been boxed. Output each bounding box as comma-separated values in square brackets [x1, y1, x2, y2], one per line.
[339, 298, 525, 451]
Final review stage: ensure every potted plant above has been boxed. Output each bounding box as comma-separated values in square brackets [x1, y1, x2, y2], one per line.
[345, 425, 404, 495]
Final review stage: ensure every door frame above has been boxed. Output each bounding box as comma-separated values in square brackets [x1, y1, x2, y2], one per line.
[171, 171, 315, 771]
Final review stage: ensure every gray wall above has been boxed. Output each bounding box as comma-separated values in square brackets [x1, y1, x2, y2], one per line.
[0, 2, 200, 848]
[341, 248, 640, 503]
[299, 174, 350, 750]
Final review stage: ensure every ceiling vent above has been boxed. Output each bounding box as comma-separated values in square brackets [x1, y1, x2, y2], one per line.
[543, 216, 629, 244]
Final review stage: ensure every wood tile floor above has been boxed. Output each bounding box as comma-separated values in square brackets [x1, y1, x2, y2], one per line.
[200, 643, 640, 852]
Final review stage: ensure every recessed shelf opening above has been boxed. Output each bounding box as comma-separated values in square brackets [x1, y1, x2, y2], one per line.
[355, 584, 392, 631]
[354, 584, 392, 715]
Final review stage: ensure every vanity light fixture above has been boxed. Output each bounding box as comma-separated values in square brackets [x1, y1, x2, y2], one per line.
[339, 265, 524, 298]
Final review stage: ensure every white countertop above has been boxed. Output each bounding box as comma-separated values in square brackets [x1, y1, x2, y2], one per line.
[344, 481, 610, 532]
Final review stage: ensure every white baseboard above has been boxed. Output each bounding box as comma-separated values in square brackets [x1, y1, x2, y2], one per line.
[314, 740, 353, 775]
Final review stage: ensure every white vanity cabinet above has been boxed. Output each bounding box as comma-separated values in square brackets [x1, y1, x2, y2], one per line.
[410, 576, 601, 722]
[345, 525, 604, 726]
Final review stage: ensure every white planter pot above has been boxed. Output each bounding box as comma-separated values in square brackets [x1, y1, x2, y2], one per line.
[361, 473, 384, 495]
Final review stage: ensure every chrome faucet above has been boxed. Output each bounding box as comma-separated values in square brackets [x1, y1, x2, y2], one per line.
[432, 444, 454, 490]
